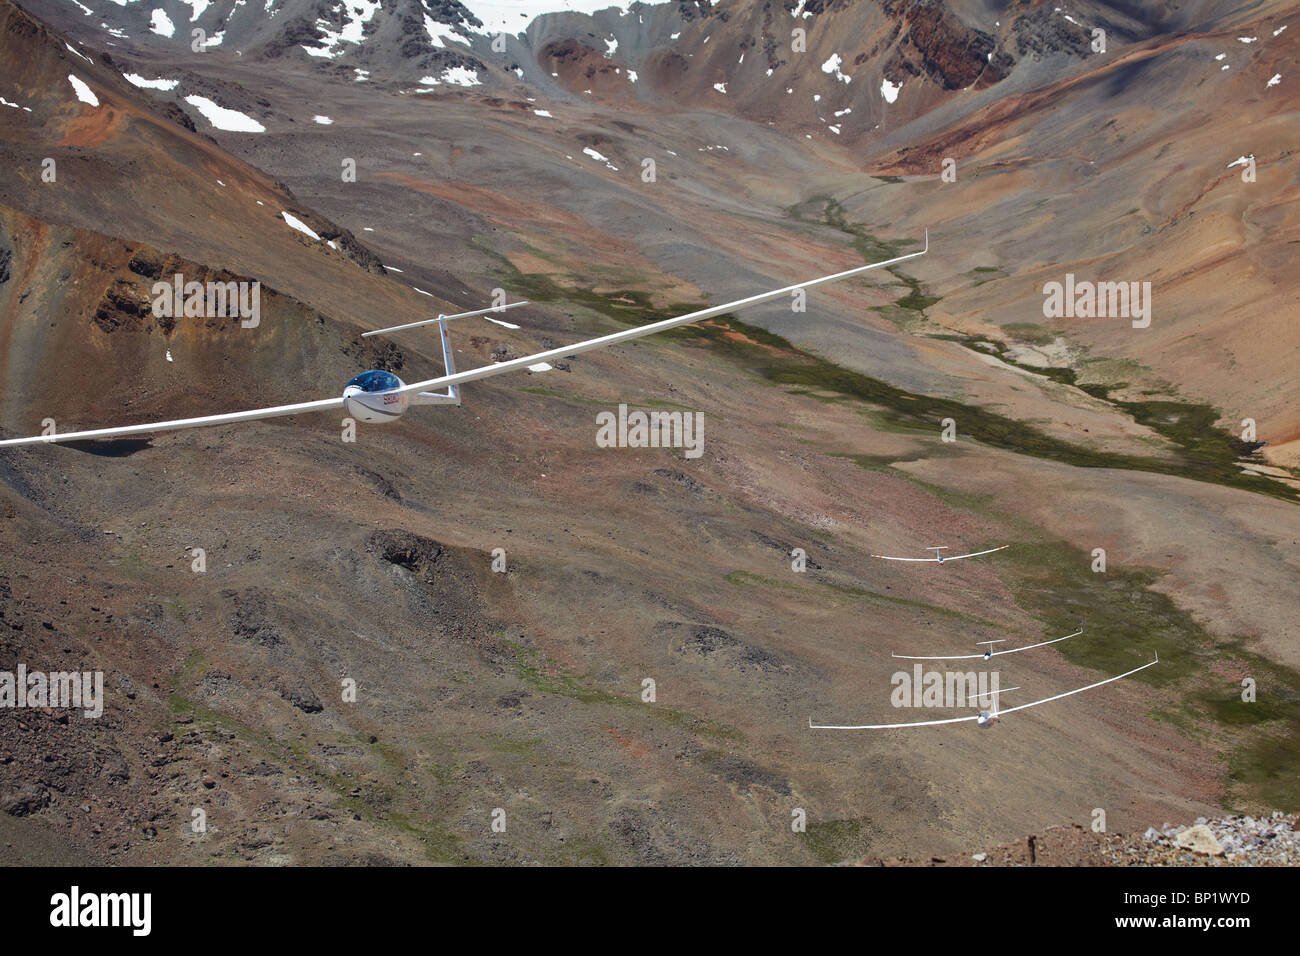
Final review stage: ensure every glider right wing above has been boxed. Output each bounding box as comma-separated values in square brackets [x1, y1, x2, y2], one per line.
[892, 627, 1084, 661]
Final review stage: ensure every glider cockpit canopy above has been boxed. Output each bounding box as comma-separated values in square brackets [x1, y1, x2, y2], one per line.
[345, 370, 403, 393]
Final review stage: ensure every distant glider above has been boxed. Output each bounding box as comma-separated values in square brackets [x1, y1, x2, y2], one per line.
[892, 627, 1084, 662]
[871, 544, 1008, 564]
[808, 653, 1158, 730]
[0, 233, 928, 447]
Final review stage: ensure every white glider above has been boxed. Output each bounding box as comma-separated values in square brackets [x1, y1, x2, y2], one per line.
[0, 235, 928, 447]
[871, 544, 1008, 564]
[808, 652, 1158, 730]
[891, 627, 1084, 661]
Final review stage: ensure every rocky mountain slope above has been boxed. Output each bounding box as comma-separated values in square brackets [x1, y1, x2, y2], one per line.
[18, 0, 1168, 122]
[1, 0, 1297, 865]
[23, 0, 1300, 466]
[857, 812, 1300, 866]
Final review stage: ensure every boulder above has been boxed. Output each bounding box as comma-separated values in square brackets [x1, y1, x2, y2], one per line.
[1175, 824, 1224, 856]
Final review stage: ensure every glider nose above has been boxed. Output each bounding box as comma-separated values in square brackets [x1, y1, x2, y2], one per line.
[341, 370, 409, 424]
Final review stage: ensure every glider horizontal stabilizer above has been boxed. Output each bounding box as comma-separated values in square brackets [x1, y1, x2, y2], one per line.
[362, 300, 531, 338]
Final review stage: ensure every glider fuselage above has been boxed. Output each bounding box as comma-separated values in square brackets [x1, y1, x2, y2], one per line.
[342, 370, 409, 424]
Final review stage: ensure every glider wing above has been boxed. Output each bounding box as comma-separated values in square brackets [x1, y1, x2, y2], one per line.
[0, 236, 927, 447]
[891, 627, 1083, 661]
[392, 237, 928, 396]
[0, 397, 346, 448]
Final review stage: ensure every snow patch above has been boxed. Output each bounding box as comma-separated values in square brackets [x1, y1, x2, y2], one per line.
[149, 9, 175, 36]
[67, 74, 98, 106]
[880, 77, 901, 103]
[301, 0, 381, 58]
[281, 212, 321, 240]
[180, 0, 211, 22]
[313, 115, 333, 124]
[821, 53, 851, 83]
[458, 1, 645, 36]
[419, 66, 481, 87]
[582, 146, 618, 170]
[424, 15, 467, 48]
[184, 95, 265, 132]
[124, 73, 178, 90]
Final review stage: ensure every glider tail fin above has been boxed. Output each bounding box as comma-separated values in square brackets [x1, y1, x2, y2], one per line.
[411, 316, 463, 406]
[438, 316, 461, 406]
